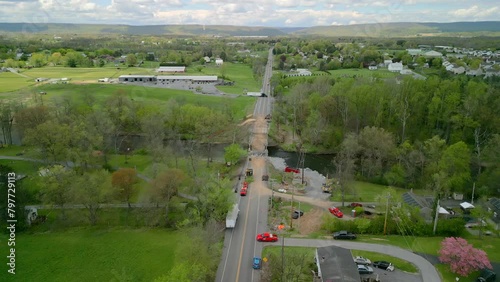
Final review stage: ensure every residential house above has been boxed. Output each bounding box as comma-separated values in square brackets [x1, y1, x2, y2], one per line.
[203, 56, 211, 63]
[383, 59, 393, 66]
[452, 66, 465, 75]
[215, 58, 223, 66]
[368, 65, 377, 70]
[407, 49, 423, 56]
[424, 50, 443, 58]
[315, 246, 360, 282]
[388, 62, 403, 72]
[466, 68, 483, 76]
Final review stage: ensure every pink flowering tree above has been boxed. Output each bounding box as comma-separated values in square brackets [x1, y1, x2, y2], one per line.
[439, 237, 492, 276]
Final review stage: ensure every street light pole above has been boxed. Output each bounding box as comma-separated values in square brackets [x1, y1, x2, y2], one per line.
[383, 194, 391, 235]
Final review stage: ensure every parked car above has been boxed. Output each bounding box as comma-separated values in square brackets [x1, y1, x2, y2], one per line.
[353, 256, 371, 265]
[333, 231, 357, 240]
[367, 204, 376, 209]
[278, 188, 287, 193]
[252, 257, 262, 269]
[477, 269, 496, 282]
[328, 207, 344, 218]
[284, 167, 300, 173]
[292, 210, 304, 219]
[373, 261, 395, 271]
[256, 232, 278, 242]
[350, 202, 363, 207]
[357, 264, 374, 274]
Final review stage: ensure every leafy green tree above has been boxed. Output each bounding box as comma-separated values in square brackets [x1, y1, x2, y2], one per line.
[28, 53, 47, 67]
[72, 170, 113, 225]
[151, 168, 186, 225]
[24, 121, 72, 163]
[37, 165, 75, 218]
[111, 168, 138, 209]
[126, 53, 137, 66]
[439, 141, 471, 194]
[224, 143, 246, 165]
[154, 263, 207, 282]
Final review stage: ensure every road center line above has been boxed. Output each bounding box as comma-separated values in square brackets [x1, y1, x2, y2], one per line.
[235, 180, 252, 281]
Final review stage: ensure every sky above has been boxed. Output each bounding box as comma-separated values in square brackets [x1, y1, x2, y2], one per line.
[0, 0, 498, 27]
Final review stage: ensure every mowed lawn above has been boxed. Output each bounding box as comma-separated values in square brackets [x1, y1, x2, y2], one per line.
[189, 62, 262, 95]
[6, 229, 182, 282]
[27, 83, 255, 118]
[21, 66, 157, 81]
[0, 72, 35, 92]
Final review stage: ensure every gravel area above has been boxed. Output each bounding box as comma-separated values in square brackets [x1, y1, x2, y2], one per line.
[268, 156, 330, 201]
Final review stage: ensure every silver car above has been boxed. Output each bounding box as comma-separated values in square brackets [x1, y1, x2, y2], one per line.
[357, 264, 374, 274]
[353, 256, 372, 265]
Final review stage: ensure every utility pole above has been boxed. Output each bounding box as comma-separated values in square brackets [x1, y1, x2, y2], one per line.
[383, 194, 391, 235]
[433, 199, 440, 235]
[471, 182, 476, 205]
[290, 190, 294, 229]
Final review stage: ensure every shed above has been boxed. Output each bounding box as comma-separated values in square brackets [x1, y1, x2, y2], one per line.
[460, 202, 475, 209]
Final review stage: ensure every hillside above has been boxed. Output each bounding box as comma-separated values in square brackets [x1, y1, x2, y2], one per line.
[0, 23, 286, 36]
[292, 21, 500, 37]
[0, 22, 499, 37]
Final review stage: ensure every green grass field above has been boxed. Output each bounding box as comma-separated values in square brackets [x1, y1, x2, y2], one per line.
[24, 83, 254, 118]
[1, 228, 181, 282]
[0, 72, 36, 92]
[22, 66, 157, 80]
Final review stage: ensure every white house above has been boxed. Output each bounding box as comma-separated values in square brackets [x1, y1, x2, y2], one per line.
[215, 58, 223, 66]
[407, 49, 423, 56]
[452, 66, 465, 75]
[368, 65, 377, 70]
[383, 59, 393, 66]
[424, 50, 443, 58]
[203, 56, 211, 63]
[388, 62, 403, 72]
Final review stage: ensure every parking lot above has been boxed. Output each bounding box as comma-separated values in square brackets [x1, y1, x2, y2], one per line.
[361, 267, 422, 282]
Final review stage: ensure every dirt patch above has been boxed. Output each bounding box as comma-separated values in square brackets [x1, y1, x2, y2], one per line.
[296, 208, 327, 235]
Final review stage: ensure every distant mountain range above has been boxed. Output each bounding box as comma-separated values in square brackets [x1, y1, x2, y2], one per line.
[0, 22, 499, 37]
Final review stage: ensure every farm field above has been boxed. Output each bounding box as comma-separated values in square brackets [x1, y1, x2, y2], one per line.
[3, 83, 255, 118]
[1, 229, 181, 282]
[1, 62, 262, 96]
[0, 71, 36, 92]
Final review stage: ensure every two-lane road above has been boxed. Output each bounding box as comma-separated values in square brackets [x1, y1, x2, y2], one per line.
[216, 48, 275, 282]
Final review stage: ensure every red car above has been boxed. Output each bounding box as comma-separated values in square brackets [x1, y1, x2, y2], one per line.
[256, 232, 278, 242]
[284, 167, 300, 174]
[329, 207, 344, 218]
[350, 203, 363, 208]
[240, 187, 247, 196]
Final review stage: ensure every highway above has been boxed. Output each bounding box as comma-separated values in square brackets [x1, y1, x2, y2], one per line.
[216, 48, 274, 282]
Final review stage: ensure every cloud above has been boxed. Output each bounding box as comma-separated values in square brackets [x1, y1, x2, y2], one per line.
[0, 0, 498, 27]
[449, 5, 499, 19]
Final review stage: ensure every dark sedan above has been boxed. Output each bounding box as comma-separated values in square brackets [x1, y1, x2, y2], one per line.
[373, 261, 395, 271]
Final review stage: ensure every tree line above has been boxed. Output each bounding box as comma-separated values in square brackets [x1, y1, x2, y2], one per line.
[272, 74, 500, 198]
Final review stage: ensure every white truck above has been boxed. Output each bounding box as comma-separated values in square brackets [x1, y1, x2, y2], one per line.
[226, 203, 239, 228]
[246, 92, 267, 97]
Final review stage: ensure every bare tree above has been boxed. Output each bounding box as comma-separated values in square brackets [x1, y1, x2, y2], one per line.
[333, 133, 358, 207]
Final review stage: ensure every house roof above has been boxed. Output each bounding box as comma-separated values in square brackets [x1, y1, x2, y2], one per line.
[402, 192, 433, 209]
[156, 66, 186, 72]
[316, 246, 360, 282]
[119, 75, 156, 78]
[460, 202, 475, 209]
[157, 75, 217, 81]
